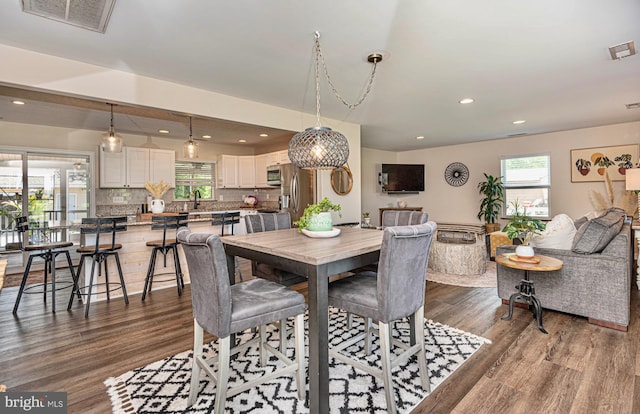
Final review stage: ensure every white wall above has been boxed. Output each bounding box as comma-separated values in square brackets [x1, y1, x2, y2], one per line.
[363, 121, 640, 227]
[0, 44, 362, 222]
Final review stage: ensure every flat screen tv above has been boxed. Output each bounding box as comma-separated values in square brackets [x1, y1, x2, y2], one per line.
[379, 164, 425, 193]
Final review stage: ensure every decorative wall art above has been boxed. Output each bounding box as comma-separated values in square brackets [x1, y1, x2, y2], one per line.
[570, 144, 639, 182]
[444, 162, 469, 187]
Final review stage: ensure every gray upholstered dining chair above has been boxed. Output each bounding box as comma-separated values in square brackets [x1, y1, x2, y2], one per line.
[381, 210, 429, 228]
[244, 212, 307, 286]
[177, 228, 306, 413]
[328, 221, 437, 414]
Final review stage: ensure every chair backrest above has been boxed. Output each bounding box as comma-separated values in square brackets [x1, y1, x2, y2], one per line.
[244, 212, 291, 233]
[177, 228, 232, 338]
[13, 216, 28, 246]
[81, 217, 127, 251]
[381, 210, 429, 227]
[212, 211, 241, 236]
[152, 213, 188, 244]
[376, 221, 437, 322]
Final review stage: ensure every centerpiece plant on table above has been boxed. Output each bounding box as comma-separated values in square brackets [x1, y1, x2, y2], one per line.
[294, 197, 341, 232]
[502, 200, 546, 258]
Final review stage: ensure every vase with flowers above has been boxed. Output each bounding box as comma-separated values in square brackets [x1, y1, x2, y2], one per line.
[145, 180, 172, 214]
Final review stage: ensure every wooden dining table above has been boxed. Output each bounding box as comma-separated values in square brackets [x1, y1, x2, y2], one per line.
[220, 226, 384, 414]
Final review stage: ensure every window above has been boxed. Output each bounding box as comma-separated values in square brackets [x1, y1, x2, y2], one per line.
[174, 161, 215, 200]
[500, 153, 550, 219]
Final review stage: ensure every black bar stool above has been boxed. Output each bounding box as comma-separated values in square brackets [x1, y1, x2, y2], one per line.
[211, 211, 240, 236]
[211, 211, 242, 280]
[12, 216, 76, 314]
[69, 217, 128, 317]
[141, 213, 188, 301]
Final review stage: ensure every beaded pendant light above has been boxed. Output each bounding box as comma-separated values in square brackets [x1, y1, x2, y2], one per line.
[289, 32, 382, 169]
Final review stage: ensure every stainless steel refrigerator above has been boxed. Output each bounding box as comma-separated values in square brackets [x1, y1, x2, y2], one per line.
[279, 163, 315, 223]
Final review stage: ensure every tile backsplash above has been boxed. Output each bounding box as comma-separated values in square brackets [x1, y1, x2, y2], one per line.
[95, 187, 280, 217]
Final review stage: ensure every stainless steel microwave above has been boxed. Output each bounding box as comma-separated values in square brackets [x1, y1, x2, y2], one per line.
[267, 165, 282, 186]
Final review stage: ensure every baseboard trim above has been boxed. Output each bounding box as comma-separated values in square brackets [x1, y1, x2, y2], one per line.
[588, 318, 628, 332]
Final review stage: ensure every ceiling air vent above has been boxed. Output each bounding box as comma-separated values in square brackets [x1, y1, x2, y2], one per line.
[507, 133, 528, 137]
[21, 0, 116, 33]
[608, 41, 636, 60]
[626, 102, 640, 110]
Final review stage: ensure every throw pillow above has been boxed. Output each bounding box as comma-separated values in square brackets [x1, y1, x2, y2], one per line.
[530, 214, 576, 250]
[571, 209, 624, 254]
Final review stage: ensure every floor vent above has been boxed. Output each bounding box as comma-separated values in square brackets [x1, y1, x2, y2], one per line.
[21, 0, 116, 33]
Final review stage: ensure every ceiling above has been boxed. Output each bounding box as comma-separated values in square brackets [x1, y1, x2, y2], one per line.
[0, 1, 639, 152]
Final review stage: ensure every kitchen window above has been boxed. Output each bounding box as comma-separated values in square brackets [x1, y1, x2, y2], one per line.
[174, 161, 215, 200]
[500, 153, 551, 219]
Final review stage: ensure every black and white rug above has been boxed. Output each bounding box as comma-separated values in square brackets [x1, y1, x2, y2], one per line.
[105, 308, 490, 414]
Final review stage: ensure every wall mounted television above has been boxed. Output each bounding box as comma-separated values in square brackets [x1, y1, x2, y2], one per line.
[378, 164, 425, 194]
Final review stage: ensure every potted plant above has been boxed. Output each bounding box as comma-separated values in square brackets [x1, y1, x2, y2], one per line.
[502, 200, 546, 258]
[477, 173, 504, 233]
[294, 197, 342, 232]
[362, 212, 371, 227]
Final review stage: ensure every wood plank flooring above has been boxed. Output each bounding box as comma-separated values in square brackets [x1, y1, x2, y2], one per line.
[1, 261, 638, 414]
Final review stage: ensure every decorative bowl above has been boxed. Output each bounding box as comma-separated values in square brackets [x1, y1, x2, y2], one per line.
[397, 200, 408, 208]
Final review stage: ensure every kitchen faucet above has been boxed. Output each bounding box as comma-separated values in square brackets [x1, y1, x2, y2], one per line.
[193, 189, 201, 209]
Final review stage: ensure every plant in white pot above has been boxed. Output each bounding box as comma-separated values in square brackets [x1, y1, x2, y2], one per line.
[294, 197, 341, 232]
[502, 200, 546, 258]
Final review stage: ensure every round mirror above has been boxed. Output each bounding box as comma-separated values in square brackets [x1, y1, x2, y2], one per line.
[331, 165, 353, 195]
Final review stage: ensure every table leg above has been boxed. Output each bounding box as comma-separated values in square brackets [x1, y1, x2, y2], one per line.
[306, 263, 329, 414]
[501, 270, 548, 334]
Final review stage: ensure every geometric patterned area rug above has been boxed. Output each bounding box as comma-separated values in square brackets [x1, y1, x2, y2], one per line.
[105, 308, 490, 414]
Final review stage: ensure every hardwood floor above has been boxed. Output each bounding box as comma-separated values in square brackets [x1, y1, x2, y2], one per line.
[1, 263, 638, 413]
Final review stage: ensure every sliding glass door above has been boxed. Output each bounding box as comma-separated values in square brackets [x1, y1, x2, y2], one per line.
[0, 150, 91, 269]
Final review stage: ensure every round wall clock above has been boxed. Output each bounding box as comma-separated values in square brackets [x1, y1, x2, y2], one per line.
[444, 162, 469, 187]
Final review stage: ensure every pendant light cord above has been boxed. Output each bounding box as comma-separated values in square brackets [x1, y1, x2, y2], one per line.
[314, 32, 380, 112]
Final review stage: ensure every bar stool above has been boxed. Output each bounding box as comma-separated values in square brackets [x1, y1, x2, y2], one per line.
[12, 216, 77, 314]
[211, 211, 241, 236]
[211, 211, 243, 280]
[141, 213, 188, 301]
[68, 217, 128, 317]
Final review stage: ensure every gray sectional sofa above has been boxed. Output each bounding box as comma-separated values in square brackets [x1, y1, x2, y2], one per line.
[496, 211, 633, 331]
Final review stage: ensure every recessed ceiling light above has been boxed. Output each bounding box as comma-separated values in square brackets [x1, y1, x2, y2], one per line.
[458, 98, 474, 104]
[202, 135, 212, 139]
[12, 100, 25, 105]
[239, 139, 247, 143]
[259, 133, 269, 137]
[416, 136, 425, 140]
[512, 120, 526, 125]
[158, 129, 169, 134]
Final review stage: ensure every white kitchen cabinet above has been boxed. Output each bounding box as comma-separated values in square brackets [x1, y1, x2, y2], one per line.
[99, 150, 126, 188]
[255, 154, 269, 187]
[238, 156, 256, 188]
[149, 149, 176, 186]
[217, 154, 239, 188]
[265, 149, 290, 166]
[99, 147, 175, 188]
[125, 147, 150, 188]
[276, 149, 290, 165]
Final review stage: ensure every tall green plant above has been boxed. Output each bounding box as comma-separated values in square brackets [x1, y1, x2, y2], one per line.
[477, 173, 504, 224]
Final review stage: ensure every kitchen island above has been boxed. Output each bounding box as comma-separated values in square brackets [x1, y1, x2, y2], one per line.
[75, 210, 257, 301]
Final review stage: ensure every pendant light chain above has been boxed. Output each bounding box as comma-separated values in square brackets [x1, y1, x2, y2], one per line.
[314, 34, 379, 111]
